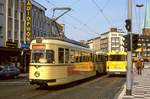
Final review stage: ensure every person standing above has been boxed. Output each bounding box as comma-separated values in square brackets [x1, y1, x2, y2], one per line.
[136, 58, 143, 75]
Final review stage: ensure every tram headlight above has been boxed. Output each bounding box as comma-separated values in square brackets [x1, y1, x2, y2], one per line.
[34, 71, 40, 77]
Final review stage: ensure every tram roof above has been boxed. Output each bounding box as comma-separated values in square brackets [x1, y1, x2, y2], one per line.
[31, 37, 92, 51]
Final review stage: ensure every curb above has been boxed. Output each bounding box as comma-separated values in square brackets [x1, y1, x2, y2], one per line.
[116, 83, 133, 99]
[114, 83, 126, 99]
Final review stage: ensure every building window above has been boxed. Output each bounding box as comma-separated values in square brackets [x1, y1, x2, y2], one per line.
[148, 43, 150, 46]
[21, 12, 23, 20]
[21, 31, 23, 40]
[8, 30, 11, 38]
[111, 34, 117, 36]
[0, 27, 2, 35]
[15, 10, 18, 18]
[0, 4, 4, 14]
[119, 34, 123, 36]
[8, 8, 12, 16]
[15, 32, 17, 39]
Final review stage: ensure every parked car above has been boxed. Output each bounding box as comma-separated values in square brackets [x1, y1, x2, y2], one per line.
[0, 64, 20, 79]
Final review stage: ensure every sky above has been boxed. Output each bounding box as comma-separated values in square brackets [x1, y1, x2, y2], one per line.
[36, 0, 146, 41]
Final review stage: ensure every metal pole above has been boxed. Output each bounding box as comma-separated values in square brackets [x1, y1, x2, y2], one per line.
[126, 0, 133, 95]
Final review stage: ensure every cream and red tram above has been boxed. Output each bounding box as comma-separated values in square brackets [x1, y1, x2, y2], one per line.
[29, 37, 107, 86]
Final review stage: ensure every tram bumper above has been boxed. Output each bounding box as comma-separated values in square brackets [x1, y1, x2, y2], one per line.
[108, 71, 126, 75]
[30, 79, 56, 85]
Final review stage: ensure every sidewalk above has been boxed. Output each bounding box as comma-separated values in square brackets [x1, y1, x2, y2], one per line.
[18, 73, 28, 78]
[117, 65, 150, 99]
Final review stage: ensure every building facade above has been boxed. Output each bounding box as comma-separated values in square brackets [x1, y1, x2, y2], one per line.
[87, 37, 101, 52]
[0, 0, 26, 47]
[142, 0, 150, 59]
[0, 0, 63, 72]
[100, 28, 124, 52]
[0, 0, 62, 48]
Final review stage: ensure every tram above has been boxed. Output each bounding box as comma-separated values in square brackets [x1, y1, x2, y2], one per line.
[106, 51, 127, 75]
[29, 37, 107, 86]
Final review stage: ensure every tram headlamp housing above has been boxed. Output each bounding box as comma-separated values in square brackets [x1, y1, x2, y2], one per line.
[34, 71, 40, 77]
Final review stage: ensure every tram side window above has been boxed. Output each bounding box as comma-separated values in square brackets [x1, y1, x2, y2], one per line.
[58, 48, 64, 63]
[96, 55, 106, 62]
[90, 53, 93, 61]
[65, 49, 69, 63]
[46, 50, 54, 63]
[75, 50, 79, 63]
[70, 50, 75, 63]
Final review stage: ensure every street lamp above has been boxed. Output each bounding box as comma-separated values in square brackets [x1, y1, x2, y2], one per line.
[136, 4, 144, 34]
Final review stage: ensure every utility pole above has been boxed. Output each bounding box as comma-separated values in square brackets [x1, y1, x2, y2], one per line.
[126, 0, 133, 95]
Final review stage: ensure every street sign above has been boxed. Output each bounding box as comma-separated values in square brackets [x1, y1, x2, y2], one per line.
[21, 42, 30, 49]
[6, 41, 18, 48]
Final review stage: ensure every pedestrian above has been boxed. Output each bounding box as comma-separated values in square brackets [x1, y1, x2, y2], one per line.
[136, 58, 143, 75]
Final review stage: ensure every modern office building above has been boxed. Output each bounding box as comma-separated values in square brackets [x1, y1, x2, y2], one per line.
[100, 28, 124, 52]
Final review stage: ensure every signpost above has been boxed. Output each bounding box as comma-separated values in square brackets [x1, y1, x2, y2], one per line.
[126, 0, 133, 95]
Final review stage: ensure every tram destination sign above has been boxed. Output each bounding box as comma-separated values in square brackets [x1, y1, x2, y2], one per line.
[32, 45, 45, 49]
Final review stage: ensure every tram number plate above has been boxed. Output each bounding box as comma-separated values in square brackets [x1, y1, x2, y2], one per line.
[115, 72, 120, 74]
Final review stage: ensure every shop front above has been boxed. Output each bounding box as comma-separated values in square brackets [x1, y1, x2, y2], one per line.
[0, 47, 30, 72]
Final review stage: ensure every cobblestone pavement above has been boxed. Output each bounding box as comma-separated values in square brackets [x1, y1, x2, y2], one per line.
[118, 67, 150, 99]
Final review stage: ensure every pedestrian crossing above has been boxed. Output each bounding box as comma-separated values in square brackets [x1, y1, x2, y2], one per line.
[132, 68, 150, 99]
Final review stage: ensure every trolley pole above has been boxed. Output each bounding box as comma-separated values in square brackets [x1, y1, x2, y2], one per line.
[126, 0, 133, 95]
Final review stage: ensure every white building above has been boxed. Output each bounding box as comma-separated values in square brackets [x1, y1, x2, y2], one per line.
[100, 28, 124, 52]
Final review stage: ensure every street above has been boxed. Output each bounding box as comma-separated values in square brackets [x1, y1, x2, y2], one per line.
[0, 75, 125, 99]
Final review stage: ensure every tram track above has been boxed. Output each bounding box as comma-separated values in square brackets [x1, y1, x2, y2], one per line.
[0, 74, 125, 99]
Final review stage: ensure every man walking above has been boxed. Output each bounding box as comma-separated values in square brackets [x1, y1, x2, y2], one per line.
[136, 58, 143, 75]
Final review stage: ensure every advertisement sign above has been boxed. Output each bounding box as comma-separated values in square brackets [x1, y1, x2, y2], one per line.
[21, 42, 30, 49]
[6, 41, 18, 48]
[26, 0, 31, 41]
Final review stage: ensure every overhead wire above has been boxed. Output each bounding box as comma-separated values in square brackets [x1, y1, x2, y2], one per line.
[102, 0, 111, 10]
[43, 0, 100, 36]
[91, 0, 113, 27]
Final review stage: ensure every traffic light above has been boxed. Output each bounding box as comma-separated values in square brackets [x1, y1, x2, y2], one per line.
[132, 34, 139, 51]
[125, 19, 131, 32]
[123, 34, 131, 51]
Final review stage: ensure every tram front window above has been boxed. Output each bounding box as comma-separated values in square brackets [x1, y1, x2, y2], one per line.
[31, 50, 55, 63]
[108, 55, 126, 61]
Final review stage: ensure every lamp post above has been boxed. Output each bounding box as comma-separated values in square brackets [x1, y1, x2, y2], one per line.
[136, 4, 144, 33]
